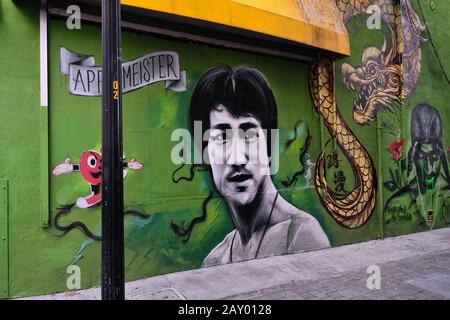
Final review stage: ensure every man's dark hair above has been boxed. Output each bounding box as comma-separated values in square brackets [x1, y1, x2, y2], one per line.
[189, 65, 278, 156]
[407, 103, 449, 179]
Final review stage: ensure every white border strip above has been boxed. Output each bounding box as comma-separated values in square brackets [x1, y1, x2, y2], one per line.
[40, 0, 48, 107]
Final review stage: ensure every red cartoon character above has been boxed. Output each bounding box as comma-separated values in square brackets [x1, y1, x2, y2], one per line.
[53, 148, 143, 208]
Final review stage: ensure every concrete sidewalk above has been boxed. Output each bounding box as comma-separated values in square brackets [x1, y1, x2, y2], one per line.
[24, 228, 450, 300]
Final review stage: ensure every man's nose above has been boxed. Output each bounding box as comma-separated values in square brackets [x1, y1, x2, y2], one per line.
[226, 135, 247, 166]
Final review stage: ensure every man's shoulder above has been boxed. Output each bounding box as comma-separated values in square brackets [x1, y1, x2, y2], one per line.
[286, 209, 330, 253]
[201, 230, 235, 268]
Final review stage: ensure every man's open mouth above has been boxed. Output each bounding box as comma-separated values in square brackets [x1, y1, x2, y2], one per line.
[227, 173, 252, 183]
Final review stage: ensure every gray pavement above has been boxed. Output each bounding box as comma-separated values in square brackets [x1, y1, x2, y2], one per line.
[22, 227, 450, 300]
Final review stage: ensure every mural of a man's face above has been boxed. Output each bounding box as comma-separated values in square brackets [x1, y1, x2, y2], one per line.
[408, 103, 450, 192]
[207, 104, 270, 206]
[414, 143, 442, 190]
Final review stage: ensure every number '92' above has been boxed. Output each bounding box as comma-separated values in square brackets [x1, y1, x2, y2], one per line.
[222, 304, 271, 315]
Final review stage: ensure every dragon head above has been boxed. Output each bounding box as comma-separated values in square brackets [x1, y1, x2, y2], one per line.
[342, 44, 404, 125]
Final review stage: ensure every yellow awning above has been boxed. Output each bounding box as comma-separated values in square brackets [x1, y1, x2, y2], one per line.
[121, 0, 350, 56]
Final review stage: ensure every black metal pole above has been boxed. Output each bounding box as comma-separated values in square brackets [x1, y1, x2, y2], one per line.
[101, 0, 124, 300]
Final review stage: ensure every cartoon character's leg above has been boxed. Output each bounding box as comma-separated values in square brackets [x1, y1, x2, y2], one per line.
[76, 184, 101, 209]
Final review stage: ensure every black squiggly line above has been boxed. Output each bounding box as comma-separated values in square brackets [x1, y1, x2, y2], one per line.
[282, 125, 311, 187]
[124, 210, 151, 218]
[54, 205, 150, 242]
[282, 171, 303, 187]
[170, 192, 213, 243]
[171, 164, 206, 183]
[53, 203, 102, 241]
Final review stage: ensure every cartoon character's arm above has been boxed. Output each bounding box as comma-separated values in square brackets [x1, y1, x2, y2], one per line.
[124, 158, 143, 170]
[52, 157, 79, 176]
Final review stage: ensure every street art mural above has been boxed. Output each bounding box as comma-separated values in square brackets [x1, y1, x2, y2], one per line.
[309, 58, 378, 228]
[1, 0, 449, 299]
[52, 148, 145, 240]
[169, 118, 314, 246]
[51, 46, 188, 242]
[50, 0, 446, 259]
[187, 65, 330, 266]
[308, 0, 432, 228]
[53, 148, 144, 209]
[337, 0, 425, 124]
[384, 104, 450, 227]
[23, 0, 445, 296]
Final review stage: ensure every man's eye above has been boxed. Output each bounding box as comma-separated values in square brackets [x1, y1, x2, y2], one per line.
[243, 130, 258, 141]
[211, 132, 227, 142]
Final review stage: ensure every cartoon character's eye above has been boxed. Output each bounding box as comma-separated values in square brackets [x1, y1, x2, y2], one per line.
[88, 155, 97, 168]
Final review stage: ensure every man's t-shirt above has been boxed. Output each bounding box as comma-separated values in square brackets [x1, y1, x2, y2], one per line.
[201, 211, 330, 267]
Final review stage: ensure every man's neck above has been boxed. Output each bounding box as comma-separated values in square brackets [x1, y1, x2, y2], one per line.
[226, 178, 279, 244]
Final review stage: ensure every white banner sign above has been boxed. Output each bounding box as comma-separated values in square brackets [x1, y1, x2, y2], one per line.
[60, 47, 186, 96]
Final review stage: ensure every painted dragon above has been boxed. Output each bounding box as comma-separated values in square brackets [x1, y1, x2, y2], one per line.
[309, 0, 425, 228]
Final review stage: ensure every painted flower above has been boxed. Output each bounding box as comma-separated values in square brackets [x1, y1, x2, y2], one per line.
[386, 139, 405, 161]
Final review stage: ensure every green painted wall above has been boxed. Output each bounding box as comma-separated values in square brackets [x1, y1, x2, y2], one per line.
[0, 1, 41, 298]
[0, 0, 448, 298]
